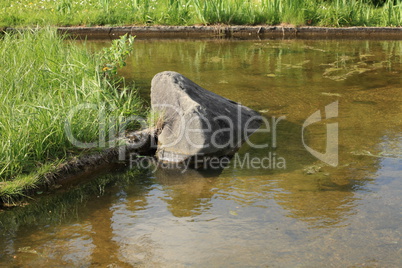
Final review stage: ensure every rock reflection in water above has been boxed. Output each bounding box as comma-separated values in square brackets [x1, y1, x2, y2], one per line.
[154, 167, 222, 218]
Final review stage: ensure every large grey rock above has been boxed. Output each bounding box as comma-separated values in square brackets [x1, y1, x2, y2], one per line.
[151, 71, 262, 163]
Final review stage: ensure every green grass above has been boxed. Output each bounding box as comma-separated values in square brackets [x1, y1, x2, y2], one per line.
[0, 28, 142, 202]
[1, 0, 402, 27]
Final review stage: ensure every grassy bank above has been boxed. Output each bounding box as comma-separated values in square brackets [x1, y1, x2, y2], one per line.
[0, 28, 141, 202]
[1, 0, 402, 27]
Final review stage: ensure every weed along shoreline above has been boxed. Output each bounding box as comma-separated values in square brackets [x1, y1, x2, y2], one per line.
[4, 26, 402, 39]
[0, 30, 144, 205]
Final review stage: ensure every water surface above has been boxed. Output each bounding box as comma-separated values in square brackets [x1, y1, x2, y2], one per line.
[1, 38, 402, 267]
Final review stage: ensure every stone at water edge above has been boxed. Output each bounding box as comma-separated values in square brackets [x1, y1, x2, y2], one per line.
[150, 71, 262, 163]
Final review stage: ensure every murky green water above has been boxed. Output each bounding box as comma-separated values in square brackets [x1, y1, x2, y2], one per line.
[1, 38, 402, 267]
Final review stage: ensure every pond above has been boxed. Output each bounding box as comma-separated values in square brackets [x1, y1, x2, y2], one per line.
[1, 38, 401, 267]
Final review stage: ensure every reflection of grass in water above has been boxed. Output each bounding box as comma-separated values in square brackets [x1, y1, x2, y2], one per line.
[0, 168, 150, 235]
[249, 41, 402, 83]
[282, 60, 311, 69]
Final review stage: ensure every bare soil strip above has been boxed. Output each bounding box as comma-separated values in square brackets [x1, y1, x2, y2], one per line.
[54, 26, 402, 39]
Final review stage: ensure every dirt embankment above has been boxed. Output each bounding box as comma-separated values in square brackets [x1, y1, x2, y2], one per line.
[2, 25, 402, 39]
[54, 26, 402, 39]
